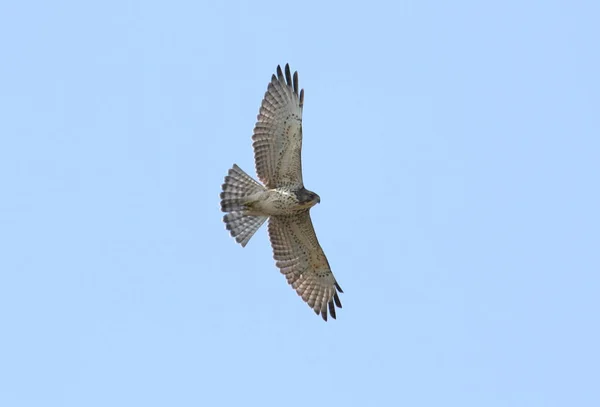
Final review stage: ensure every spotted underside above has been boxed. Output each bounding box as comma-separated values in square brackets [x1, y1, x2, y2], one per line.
[268, 213, 343, 320]
[252, 65, 304, 189]
[221, 64, 343, 321]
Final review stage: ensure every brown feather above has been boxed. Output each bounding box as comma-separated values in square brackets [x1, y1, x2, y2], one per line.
[268, 213, 342, 321]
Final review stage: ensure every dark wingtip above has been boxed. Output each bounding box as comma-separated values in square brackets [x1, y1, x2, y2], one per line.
[276, 65, 284, 80]
[293, 71, 299, 95]
[284, 64, 292, 88]
[329, 301, 336, 319]
[334, 292, 342, 308]
[335, 282, 343, 293]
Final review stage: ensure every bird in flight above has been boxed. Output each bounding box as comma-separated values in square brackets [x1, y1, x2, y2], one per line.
[220, 64, 343, 321]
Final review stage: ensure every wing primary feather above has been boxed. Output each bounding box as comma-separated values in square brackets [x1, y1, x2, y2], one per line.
[285, 64, 292, 88]
[293, 71, 299, 95]
[329, 301, 336, 319]
[321, 309, 328, 321]
[299, 89, 304, 108]
[276, 65, 284, 80]
[334, 292, 342, 308]
[335, 282, 343, 293]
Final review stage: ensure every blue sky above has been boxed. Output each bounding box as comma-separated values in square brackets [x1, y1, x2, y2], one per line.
[1, 1, 599, 406]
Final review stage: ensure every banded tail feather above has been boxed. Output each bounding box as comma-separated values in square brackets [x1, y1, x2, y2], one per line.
[223, 212, 267, 247]
[220, 164, 268, 247]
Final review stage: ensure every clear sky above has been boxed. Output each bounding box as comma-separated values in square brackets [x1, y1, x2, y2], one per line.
[1, 1, 599, 406]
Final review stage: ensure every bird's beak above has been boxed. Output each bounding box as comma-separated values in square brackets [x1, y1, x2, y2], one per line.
[316, 195, 321, 204]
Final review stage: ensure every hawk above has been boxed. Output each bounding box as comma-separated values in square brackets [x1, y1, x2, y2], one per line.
[220, 64, 343, 321]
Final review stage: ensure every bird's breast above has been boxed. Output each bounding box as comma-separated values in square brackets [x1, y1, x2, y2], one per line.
[248, 188, 305, 216]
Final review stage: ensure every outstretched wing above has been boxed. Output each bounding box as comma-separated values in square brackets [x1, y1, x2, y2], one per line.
[268, 212, 343, 321]
[252, 64, 304, 189]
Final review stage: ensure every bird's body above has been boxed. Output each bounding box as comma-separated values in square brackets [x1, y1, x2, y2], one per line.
[244, 187, 317, 216]
[220, 64, 342, 321]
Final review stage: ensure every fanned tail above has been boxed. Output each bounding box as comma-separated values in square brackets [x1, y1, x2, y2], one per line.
[220, 164, 268, 247]
[223, 212, 268, 247]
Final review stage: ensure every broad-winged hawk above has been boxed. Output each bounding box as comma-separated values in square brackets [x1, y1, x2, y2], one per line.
[220, 64, 343, 321]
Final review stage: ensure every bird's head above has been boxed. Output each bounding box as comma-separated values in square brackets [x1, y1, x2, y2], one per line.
[296, 188, 320, 207]
[311, 191, 321, 205]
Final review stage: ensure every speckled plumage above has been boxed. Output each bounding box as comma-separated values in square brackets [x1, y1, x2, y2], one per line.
[220, 64, 343, 321]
